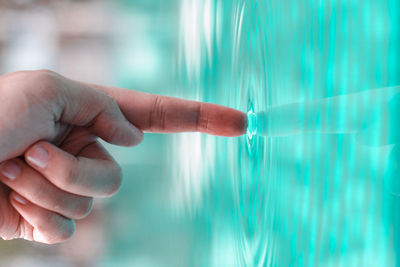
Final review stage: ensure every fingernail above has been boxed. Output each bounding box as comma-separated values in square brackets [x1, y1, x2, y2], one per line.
[27, 145, 50, 168]
[13, 194, 27, 205]
[0, 161, 20, 180]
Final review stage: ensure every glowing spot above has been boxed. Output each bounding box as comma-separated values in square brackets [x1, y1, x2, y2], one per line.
[247, 105, 257, 139]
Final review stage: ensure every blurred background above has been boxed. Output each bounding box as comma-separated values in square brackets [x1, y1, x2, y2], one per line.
[1, 0, 400, 267]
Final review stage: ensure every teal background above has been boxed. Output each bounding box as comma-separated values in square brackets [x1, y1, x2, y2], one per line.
[175, 0, 400, 266]
[0, 0, 399, 266]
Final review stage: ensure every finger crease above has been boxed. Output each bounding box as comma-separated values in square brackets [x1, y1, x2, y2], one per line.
[196, 103, 209, 132]
[149, 95, 166, 131]
[76, 140, 99, 156]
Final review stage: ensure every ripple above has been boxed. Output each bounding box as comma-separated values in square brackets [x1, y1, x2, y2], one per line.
[175, 0, 400, 266]
[176, 0, 272, 266]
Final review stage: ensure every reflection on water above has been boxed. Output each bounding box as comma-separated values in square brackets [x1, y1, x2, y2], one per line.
[175, 0, 400, 266]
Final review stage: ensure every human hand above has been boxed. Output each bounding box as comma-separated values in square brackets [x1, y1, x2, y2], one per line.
[0, 70, 246, 244]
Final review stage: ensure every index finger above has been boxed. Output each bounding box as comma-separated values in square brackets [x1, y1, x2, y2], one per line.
[89, 84, 247, 137]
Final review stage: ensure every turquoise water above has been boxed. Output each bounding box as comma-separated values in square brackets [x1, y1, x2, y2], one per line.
[174, 0, 400, 266]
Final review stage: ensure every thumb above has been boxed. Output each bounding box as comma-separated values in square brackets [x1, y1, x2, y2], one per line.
[57, 76, 143, 146]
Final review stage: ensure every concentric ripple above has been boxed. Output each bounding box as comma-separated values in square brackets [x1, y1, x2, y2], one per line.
[174, 0, 400, 266]
[231, 2, 272, 267]
[175, 0, 272, 266]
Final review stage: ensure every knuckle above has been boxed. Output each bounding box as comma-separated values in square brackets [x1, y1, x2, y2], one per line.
[34, 69, 54, 76]
[31, 69, 57, 86]
[25, 70, 60, 103]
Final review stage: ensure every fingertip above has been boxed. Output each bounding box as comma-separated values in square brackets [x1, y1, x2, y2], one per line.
[125, 124, 144, 147]
[112, 123, 144, 147]
[233, 111, 249, 136]
[32, 218, 75, 245]
[56, 218, 76, 243]
[10, 192, 77, 244]
[25, 142, 51, 169]
[206, 107, 248, 137]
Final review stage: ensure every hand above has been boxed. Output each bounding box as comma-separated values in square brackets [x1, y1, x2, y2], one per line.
[0, 138, 118, 244]
[0, 70, 246, 244]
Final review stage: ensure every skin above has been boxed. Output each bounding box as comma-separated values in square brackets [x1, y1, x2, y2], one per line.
[0, 70, 247, 244]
